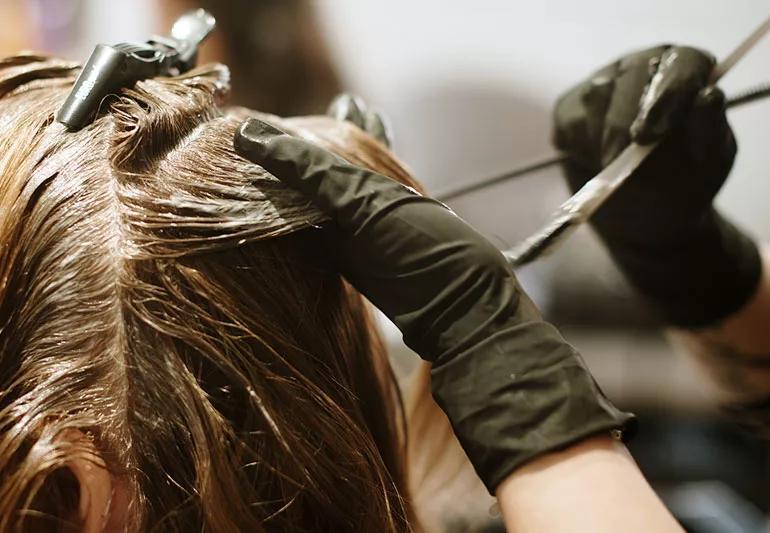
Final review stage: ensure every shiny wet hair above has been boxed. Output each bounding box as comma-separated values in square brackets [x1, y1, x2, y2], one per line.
[0, 54, 423, 532]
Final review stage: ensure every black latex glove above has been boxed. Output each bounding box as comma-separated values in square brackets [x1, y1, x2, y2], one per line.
[234, 118, 634, 492]
[553, 45, 761, 327]
[327, 93, 393, 148]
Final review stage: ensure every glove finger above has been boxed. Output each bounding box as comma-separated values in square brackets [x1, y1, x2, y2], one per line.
[553, 60, 618, 168]
[235, 118, 422, 229]
[326, 93, 367, 128]
[328, 93, 394, 148]
[552, 78, 612, 173]
[685, 85, 736, 196]
[630, 46, 716, 144]
[601, 45, 669, 167]
[363, 109, 393, 148]
[686, 85, 731, 157]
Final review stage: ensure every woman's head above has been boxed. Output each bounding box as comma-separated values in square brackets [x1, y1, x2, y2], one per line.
[0, 54, 420, 532]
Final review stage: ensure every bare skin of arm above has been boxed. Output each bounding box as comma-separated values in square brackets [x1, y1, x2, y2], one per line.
[495, 435, 683, 533]
[668, 249, 770, 406]
[492, 251, 770, 533]
[491, 252, 770, 533]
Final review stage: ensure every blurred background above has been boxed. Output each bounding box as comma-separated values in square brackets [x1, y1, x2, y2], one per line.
[4, 1, 769, 531]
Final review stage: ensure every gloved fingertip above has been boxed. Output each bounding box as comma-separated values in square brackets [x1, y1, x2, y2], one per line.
[674, 45, 717, 70]
[326, 93, 352, 117]
[685, 86, 728, 138]
[585, 74, 615, 100]
[234, 118, 287, 157]
[238, 118, 287, 142]
[694, 85, 726, 112]
[685, 85, 734, 166]
[364, 110, 392, 148]
[327, 93, 365, 126]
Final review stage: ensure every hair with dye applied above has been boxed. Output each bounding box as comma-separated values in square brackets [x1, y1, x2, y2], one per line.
[0, 53, 430, 532]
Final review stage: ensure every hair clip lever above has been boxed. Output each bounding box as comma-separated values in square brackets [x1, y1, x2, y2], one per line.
[56, 9, 216, 131]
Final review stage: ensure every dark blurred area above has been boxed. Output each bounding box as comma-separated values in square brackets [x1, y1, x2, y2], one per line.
[630, 411, 770, 533]
[158, 0, 341, 114]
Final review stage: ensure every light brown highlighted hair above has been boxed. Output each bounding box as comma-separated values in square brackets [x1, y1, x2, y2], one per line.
[0, 54, 425, 532]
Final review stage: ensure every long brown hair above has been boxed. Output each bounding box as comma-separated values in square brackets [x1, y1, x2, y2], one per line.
[0, 54, 422, 532]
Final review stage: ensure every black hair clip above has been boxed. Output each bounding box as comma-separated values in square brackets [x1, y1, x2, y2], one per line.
[56, 9, 216, 131]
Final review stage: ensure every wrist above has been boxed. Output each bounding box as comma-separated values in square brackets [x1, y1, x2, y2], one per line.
[430, 318, 636, 492]
[603, 209, 761, 327]
[495, 435, 682, 533]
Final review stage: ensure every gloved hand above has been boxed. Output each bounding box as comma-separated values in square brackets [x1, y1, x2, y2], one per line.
[553, 45, 761, 327]
[327, 93, 392, 148]
[234, 118, 634, 492]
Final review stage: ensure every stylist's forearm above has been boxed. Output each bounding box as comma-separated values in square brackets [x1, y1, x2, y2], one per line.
[668, 248, 770, 404]
[495, 436, 682, 533]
